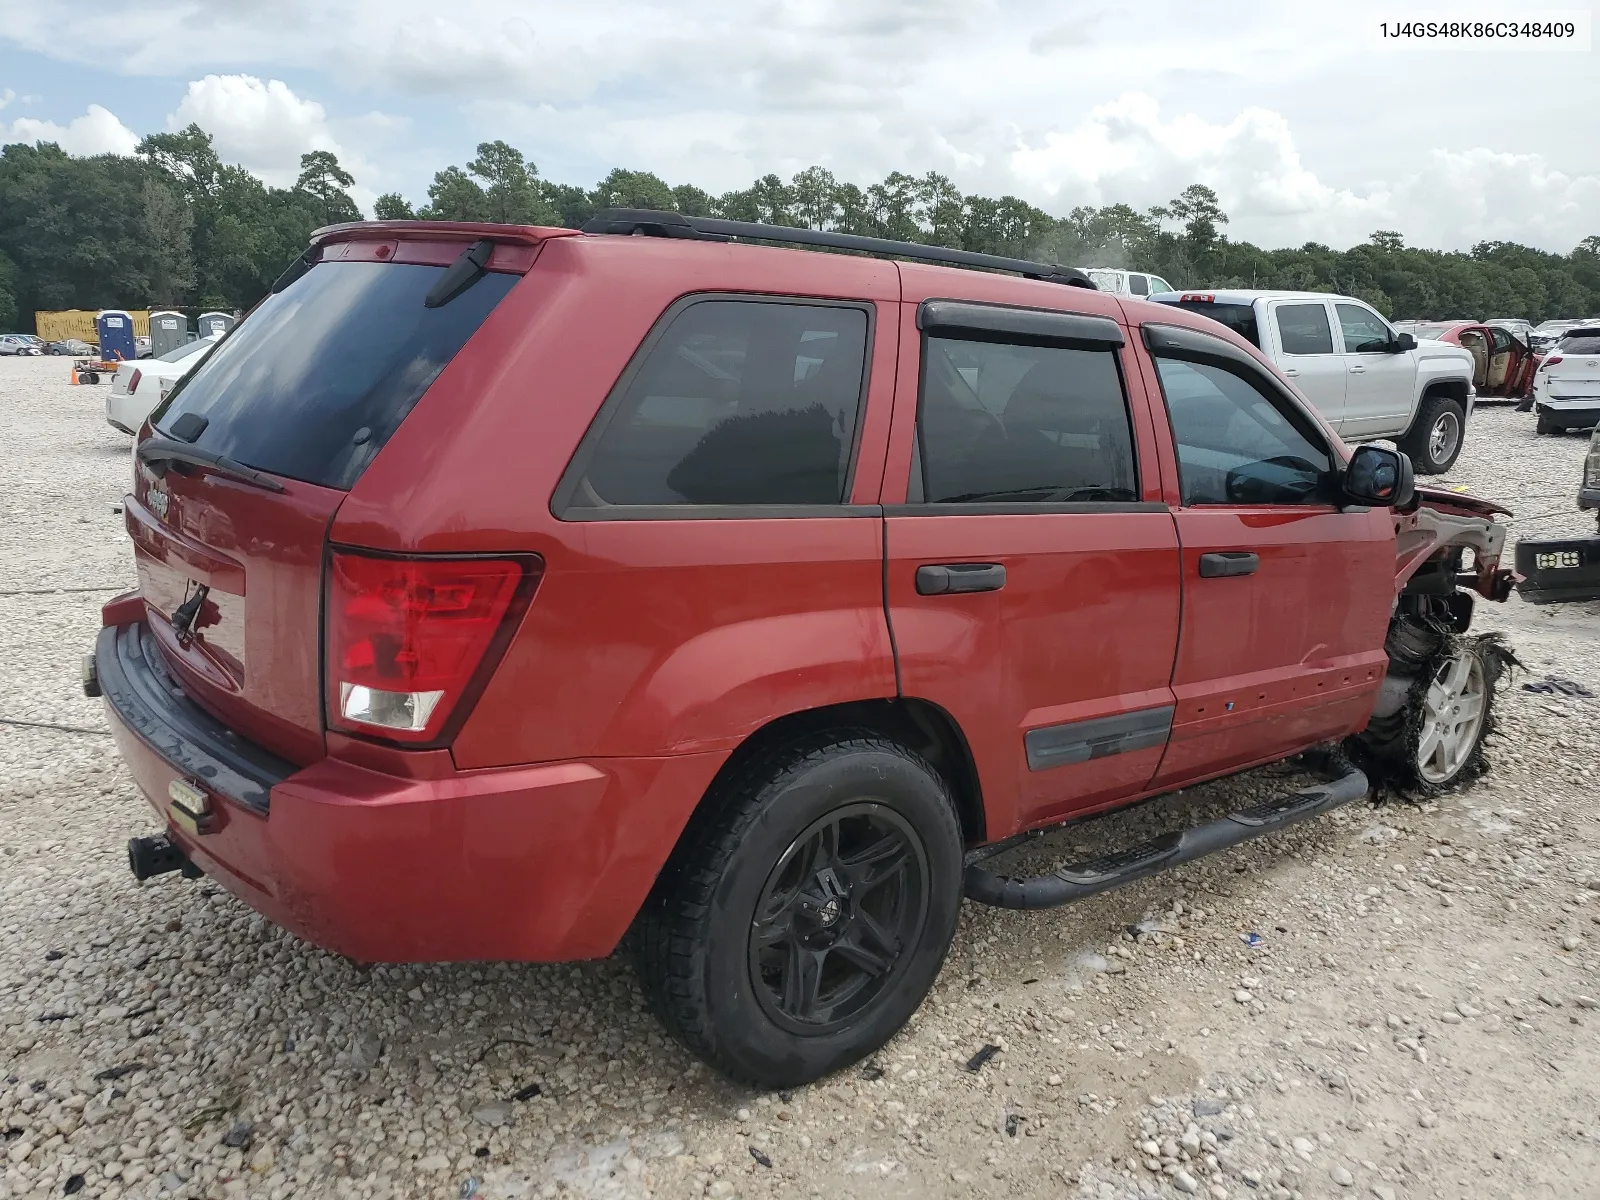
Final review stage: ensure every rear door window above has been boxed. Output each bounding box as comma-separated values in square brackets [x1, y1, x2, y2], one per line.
[915, 337, 1137, 504]
[1128, 275, 1149, 296]
[561, 299, 869, 510]
[153, 259, 518, 490]
[1274, 303, 1336, 355]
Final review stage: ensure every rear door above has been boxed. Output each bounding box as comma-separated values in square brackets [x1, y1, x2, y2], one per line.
[882, 294, 1181, 838]
[128, 235, 531, 763]
[1138, 323, 1392, 786]
[1268, 299, 1347, 427]
[1335, 301, 1417, 437]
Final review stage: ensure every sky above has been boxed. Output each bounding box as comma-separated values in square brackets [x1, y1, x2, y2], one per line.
[1, 0, 1597, 253]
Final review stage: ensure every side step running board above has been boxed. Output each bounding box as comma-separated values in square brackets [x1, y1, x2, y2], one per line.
[965, 749, 1368, 910]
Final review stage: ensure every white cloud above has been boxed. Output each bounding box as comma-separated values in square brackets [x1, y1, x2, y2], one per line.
[4, 103, 140, 156]
[169, 75, 342, 188]
[1, 0, 1596, 249]
[165, 74, 402, 213]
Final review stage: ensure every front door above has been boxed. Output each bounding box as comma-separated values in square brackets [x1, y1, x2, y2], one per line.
[1138, 330, 1394, 787]
[1268, 299, 1348, 428]
[1336, 301, 1418, 437]
[881, 295, 1182, 839]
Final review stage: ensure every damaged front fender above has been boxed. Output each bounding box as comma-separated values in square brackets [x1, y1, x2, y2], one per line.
[1394, 488, 1514, 602]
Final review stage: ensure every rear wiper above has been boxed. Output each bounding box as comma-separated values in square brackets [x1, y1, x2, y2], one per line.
[425, 239, 496, 308]
[137, 436, 287, 494]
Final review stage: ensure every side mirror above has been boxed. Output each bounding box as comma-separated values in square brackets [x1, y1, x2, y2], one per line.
[1391, 332, 1417, 352]
[1344, 444, 1414, 508]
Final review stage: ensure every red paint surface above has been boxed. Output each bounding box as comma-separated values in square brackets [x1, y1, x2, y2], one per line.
[101, 231, 1499, 964]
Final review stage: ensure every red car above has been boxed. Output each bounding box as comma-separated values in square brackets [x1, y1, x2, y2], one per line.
[1410, 320, 1541, 401]
[93, 213, 1514, 1087]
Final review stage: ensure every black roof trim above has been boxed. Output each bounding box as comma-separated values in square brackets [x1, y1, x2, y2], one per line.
[580, 208, 1097, 289]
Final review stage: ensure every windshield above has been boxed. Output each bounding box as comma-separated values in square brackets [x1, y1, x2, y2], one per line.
[154, 258, 517, 490]
[1086, 270, 1122, 290]
[1413, 323, 1463, 339]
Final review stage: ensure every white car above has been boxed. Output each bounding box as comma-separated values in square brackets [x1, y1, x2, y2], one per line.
[1082, 267, 1177, 299]
[105, 335, 218, 434]
[1148, 289, 1477, 473]
[1531, 326, 1600, 435]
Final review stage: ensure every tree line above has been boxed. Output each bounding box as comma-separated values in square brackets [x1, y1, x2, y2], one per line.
[2, 125, 1597, 332]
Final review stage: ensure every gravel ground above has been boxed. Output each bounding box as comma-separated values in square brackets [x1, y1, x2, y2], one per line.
[2, 356, 1598, 1200]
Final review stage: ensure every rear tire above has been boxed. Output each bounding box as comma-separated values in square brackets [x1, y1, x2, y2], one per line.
[1534, 407, 1559, 435]
[1397, 393, 1466, 474]
[633, 733, 964, 1088]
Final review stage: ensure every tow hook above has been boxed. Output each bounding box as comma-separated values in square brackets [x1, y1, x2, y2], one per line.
[127, 835, 202, 881]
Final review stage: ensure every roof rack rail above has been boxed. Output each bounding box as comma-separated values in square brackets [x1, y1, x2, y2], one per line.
[580, 208, 1097, 289]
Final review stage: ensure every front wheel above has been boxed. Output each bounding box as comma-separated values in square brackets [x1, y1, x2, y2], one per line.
[1355, 636, 1503, 791]
[1397, 394, 1466, 474]
[633, 734, 964, 1088]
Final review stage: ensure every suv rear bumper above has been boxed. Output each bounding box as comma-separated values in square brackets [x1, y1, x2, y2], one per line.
[99, 619, 724, 963]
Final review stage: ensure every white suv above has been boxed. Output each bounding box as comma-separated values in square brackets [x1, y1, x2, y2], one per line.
[1148, 290, 1477, 473]
[1083, 268, 1176, 299]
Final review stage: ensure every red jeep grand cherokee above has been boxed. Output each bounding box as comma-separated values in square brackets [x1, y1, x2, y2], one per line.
[94, 211, 1514, 1087]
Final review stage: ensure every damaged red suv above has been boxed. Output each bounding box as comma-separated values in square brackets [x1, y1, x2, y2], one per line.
[93, 211, 1514, 1087]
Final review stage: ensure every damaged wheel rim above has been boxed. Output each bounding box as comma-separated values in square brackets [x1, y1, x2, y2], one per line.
[1416, 648, 1486, 784]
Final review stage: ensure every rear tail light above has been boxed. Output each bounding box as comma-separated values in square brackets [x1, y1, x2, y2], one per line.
[325, 551, 541, 743]
[1543, 356, 1563, 368]
[128, 369, 143, 393]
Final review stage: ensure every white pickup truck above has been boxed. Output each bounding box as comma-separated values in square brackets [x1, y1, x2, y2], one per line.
[1149, 289, 1477, 474]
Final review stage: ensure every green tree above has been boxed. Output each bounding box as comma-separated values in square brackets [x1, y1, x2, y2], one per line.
[789, 166, 839, 230]
[373, 193, 415, 220]
[0, 249, 19, 330]
[294, 150, 359, 226]
[141, 178, 195, 305]
[590, 168, 676, 212]
[466, 140, 556, 224]
[419, 166, 487, 221]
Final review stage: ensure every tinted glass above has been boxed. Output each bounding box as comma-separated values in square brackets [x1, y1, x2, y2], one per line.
[1128, 274, 1149, 296]
[1413, 323, 1461, 339]
[1149, 278, 1173, 295]
[1275, 303, 1335, 354]
[917, 337, 1137, 504]
[1154, 358, 1332, 506]
[571, 301, 868, 507]
[1557, 335, 1600, 354]
[155, 261, 517, 490]
[1161, 301, 1261, 348]
[1336, 303, 1393, 353]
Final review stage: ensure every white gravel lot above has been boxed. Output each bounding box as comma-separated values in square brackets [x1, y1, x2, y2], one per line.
[2, 355, 1598, 1200]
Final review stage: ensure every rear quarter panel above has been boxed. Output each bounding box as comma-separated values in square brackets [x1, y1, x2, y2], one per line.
[335, 236, 904, 767]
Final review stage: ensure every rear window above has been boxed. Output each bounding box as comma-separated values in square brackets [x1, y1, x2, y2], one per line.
[153, 259, 517, 489]
[1161, 301, 1261, 348]
[1557, 335, 1600, 354]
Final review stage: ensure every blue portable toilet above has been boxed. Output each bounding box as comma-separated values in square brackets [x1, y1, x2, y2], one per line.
[197, 311, 235, 339]
[95, 310, 137, 361]
[148, 311, 187, 358]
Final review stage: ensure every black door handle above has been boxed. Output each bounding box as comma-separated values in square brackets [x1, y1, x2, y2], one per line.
[916, 563, 1007, 595]
[1198, 551, 1259, 578]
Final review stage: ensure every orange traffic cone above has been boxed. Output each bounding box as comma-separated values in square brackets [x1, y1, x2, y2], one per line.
[69, 365, 79, 385]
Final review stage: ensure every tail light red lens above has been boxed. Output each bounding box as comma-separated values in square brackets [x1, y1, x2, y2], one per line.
[1543, 356, 1563, 368]
[128, 369, 143, 393]
[325, 551, 541, 743]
